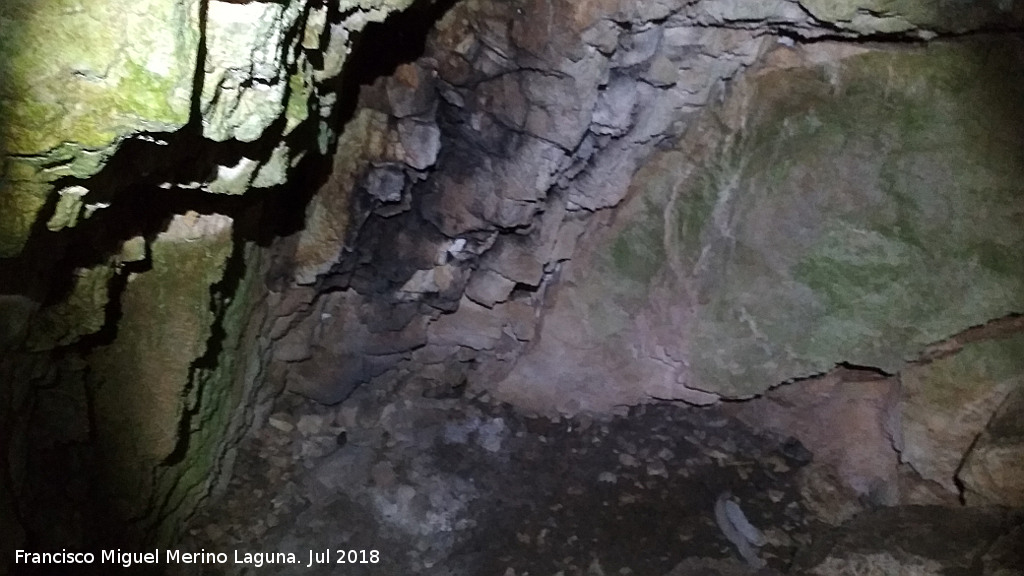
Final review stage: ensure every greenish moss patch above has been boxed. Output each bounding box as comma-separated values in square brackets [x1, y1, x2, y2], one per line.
[567, 38, 1024, 398]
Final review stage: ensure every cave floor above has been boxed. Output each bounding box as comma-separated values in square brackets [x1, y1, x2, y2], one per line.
[177, 378, 1024, 576]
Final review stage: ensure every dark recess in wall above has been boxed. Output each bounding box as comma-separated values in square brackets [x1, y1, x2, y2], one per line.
[333, 0, 460, 125]
[0, 0, 465, 571]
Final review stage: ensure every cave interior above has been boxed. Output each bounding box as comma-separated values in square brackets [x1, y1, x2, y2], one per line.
[1, 0, 1024, 575]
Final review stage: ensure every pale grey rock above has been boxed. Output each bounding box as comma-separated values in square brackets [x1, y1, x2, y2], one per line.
[644, 54, 679, 87]
[316, 22, 351, 81]
[475, 418, 506, 452]
[581, 20, 620, 54]
[477, 74, 529, 130]
[398, 120, 442, 170]
[714, 492, 766, 568]
[522, 63, 602, 150]
[428, 297, 506, 351]
[564, 139, 641, 211]
[296, 414, 325, 437]
[201, 1, 298, 142]
[550, 218, 588, 262]
[208, 157, 259, 195]
[699, 0, 809, 26]
[500, 37, 1024, 411]
[480, 235, 545, 287]
[723, 497, 767, 547]
[493, 137, 565, 203]
[592, 75, 638, 136]
[364, 165, 406, 203]
[630, 0, 677, 22]
[268, 413, 296, 433]
[465, 270, 517, 308]
[399, 264, 463, 296]
[613, 27, 663, 68]
[252, 143, 292, 188]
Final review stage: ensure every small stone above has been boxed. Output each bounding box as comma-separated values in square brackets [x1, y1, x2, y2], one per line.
[465, 269, 517, 307]
[268, 413, 295, 433]
[646, 461, 668, 478]
[644, 54, 678, 87]
[297, 414, 325, 436]
[618, 453, 638, 467]
[598, 472, 617, 484]
[476, 418, 507, 452]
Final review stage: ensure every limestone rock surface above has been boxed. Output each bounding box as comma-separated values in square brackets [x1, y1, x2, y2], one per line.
[501, 38, 1024, 409]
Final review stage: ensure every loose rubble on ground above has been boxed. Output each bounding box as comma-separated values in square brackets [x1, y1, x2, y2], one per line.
[177, 373, 1023, 576]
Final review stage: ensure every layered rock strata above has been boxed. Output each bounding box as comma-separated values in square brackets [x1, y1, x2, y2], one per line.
[262, 0, 1024, 513]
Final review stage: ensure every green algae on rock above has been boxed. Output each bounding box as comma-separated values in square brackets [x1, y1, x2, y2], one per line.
[507, 38, 1024, 406]
[681, 40, 1024, 395]
[0, 0, 201, 256]
[88, 213, 234, 525]
[798, 0, 1024, 35]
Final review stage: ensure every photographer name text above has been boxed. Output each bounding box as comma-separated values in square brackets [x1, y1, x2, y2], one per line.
[15, 548, 380, 568]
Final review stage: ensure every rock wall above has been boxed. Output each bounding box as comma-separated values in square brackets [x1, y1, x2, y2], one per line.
[0, 0, 428, 567]
[3, 0, 1024, 569]
[262, 0, 1024, 510]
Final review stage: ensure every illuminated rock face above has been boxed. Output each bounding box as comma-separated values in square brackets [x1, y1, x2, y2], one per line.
[0, 0, 422, 255]
[0, 0, 200, 255]
[0, 0, 421, 559]
[256, 0, 1024, 514]
[514, 39, 1024, 405]
[265, 0, 1024, 412]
